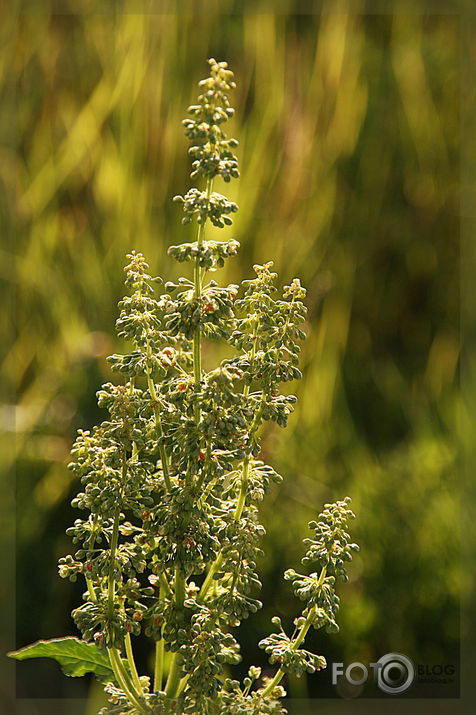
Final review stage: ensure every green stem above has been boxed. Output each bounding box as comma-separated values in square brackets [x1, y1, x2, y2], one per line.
[193, 318, 202, 395]
[233, 454, 251, 520]
[167, 176, 216, 694]
[177, 673, 189, 695]
[164, 652, 182, 697]
[105, 456, 148, 710]
[198, 552, 223, 602]
[153, 581, 167, 692]
[198, 401, 264, 603]
[163, 569, 186, 698]
[108, 646, 147, 713]
[159, 571, 172, 598]
[175, 568, 186, 606]
[202, 321, 263, 600]
[125, 632, 143, 694]
[197, 472, 219, 508]
[193, 177, 213, 421]
[244, 313, 259, 398]
[146, 365, 172, 491]
[260, 610, 315, 698]
[260, 665, 285, 697]
[154, 637, 164, 693]
[108, 508, 120, 619]
[86, 578, 97, 602]
[260, 567, 327, 698]
[85, 552, 97, 601]
[198, 454, 251, 603]
[85, 529, 98, 602]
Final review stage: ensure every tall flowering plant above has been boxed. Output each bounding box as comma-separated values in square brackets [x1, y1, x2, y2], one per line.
[9, 59, 358, 715]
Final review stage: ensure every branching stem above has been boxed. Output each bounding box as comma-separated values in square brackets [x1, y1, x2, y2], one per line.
[260, 567, 327, 698]
[108, 646, 147, 713]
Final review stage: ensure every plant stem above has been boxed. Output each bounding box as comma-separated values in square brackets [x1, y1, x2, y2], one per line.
[154, 637, 164, 692]
[85, 513, 107, 602]
[86, 578, 97, 602]
[175, 568, 186, 606]
[153, 579, 167, 692]
[146, 363, 172, 491]
[125, 632, 143, 694]
[244, 313, 259, 398]
[260, 567, 327, 698]
[193, 177, 213, 421]
[234, 454, 251, 520]
[177, 673, 189, 694]
[164, 569, 186, 698]
[198, 401, 264, 603]
[159, 571, 172, 597]
[198, 552, 223, 602]
[164, 652, 181, 697]
[108, 508, 120, 619]
[198, 454, 251, 603]
[108, 646, 147, 713]
[164, 180, 214, 697]
[85, 530, 98, 602]
[259, 609, 316, 698]
[105, 459, 146, 709]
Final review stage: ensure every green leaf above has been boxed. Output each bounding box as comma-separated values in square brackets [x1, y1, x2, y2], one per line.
[7, 637, 114, 681]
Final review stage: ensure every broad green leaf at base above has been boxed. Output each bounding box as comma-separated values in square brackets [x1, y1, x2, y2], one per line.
[7, 637, 114, 681]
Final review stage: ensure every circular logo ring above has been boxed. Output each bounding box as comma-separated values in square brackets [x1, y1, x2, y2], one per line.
[376, 652, 415, 694]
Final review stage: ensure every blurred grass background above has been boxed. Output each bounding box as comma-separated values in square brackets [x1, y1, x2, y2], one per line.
[2, 1, 462, 710]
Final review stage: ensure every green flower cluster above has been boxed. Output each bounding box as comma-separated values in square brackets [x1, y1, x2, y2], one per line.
[182, 58, 239, 182]
[259, 615, 327, 676]
[168, 239, 240, 270]
[302, 497, 360, 580]
[163, 277, 237, 341]
[173, 189, 238, 227]
[255, 500, 358, 698]
[52, 60, 359, 714]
